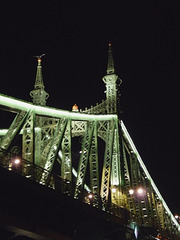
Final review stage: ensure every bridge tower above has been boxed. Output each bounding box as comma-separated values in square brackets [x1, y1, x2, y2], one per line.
[103, 43, 120, 114]
[30, 56, 49, 106]
[22, 56, 50, 167]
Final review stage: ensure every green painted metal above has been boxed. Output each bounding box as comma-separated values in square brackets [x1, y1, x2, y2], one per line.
[30, 57, 49, 106]
[61, 119, 72, 183]
[100, 120, 115, 210]
[0, 110, 29, 153]
[89, 120, 100, 207]
[0, 44, 180, 239]
[0, 94, 117, 121]
[102, 44, 119, 114]
[74, 122, 95, 199]
[22, 111, 35, 163]
[40, 118, 67, 185]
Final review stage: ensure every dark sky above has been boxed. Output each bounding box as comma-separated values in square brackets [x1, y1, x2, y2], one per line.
[0, 1, 180, 215]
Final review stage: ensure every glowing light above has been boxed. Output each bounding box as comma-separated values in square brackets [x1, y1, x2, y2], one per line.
[129, 189, 134, 195]
[111, 187, 116, 193]
[134, 226, 138, 239]
[72, 104, 78, 111]
[14, 158, 21, 165]
[88, 193, 93, 199]
[137, 187, 144, 195]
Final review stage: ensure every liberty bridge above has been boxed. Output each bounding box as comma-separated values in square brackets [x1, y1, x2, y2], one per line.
[0, 44, 179, 240]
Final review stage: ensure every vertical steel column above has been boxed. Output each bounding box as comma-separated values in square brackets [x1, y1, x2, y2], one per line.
[110, 124, 121, 206]
[100, 120, 115, 210]
[22, 111, 35, 163]
[89, 120, 100, 207]
[22, 111, 35, 177]
[61, 119, 72, 192]
[34, 127, 42, 166]
[74, 122, 94, 199]
[121, 141, 132, 209]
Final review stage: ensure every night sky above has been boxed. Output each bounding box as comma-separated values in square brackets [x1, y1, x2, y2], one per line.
[0, 1, 180, 215]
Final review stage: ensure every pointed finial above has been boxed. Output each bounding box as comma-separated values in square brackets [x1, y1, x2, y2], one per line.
[34, 53, 46, 65]
[107, 43, 115, 75]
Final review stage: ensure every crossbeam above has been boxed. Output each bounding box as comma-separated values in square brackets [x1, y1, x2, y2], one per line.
[0, 94, 117, 121]
[0, 93, 180, 238]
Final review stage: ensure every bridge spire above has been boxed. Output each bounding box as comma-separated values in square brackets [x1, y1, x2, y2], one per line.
[30, 54, 49, 106]
[103, 43, 119, 114]
[107, 43, 115, 74]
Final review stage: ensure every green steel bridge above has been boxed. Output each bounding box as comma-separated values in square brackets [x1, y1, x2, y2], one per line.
[0, 45, 180, 240]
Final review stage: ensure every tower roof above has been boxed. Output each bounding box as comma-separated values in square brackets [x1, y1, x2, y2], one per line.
[106, 43, 115, 75]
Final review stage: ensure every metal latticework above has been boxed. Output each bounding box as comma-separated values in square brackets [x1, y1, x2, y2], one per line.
[100, 120, 115, 210]
[61, 119, 72, 183]
[74, 122, 95, 199]
[0, 44, 180, 240]
[89, 121, 100, 207]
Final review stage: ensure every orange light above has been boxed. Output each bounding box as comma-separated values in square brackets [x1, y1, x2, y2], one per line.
[72, 104, 78, 111]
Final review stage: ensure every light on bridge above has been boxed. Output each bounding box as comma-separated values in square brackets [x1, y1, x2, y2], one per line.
[175, 215, 180, 224]
[10, 157, 22, 171]
[87, 193, 93, 199]
[12, 158, 21, 165]
[137, 187, 144, 195]
[129, 189, 134, 195]
[129, 187, 146, 197]
[111, 187, 117, 193]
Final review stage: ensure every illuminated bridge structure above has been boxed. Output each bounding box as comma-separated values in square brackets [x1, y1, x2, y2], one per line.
[0, 45, 180, 240]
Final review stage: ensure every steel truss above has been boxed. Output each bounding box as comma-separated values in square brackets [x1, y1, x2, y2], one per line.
[0, 94, 180, 239]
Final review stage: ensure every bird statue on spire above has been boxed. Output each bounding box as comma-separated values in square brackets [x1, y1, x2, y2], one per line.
[33, 53, 46, 65]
